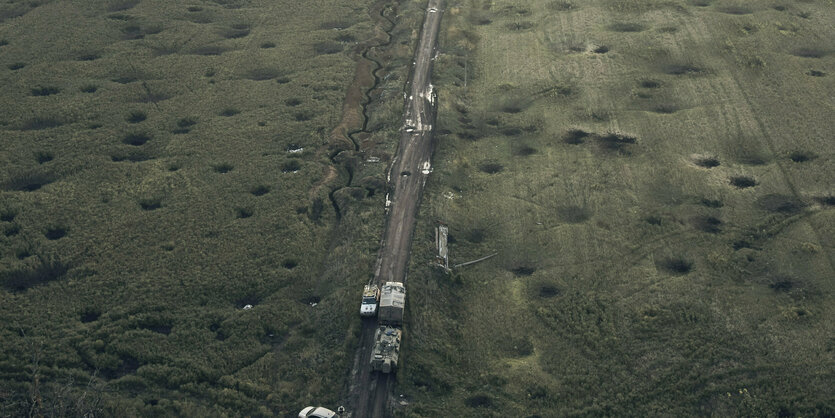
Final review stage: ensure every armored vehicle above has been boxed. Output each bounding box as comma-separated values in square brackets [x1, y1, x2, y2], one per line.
[370, 325, 402, 373]
[378, 282, 405, 325]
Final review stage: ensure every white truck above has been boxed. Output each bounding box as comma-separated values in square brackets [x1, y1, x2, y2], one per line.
[360, 285, 380, 317]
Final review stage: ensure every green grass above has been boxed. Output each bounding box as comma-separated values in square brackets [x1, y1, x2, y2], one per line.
[0, 0, 419, 415]
[399, 0, 834, 416]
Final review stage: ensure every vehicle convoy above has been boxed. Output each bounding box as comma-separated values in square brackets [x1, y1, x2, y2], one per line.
[370, 281, 405, 373]
[360, 285, 380, 317]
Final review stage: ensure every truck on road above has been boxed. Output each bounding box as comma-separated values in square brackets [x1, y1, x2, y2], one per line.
[378, 282, 405, 325]
[360, 285, 380, 317]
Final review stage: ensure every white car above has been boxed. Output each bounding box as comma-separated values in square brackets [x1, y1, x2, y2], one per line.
[360, 285, 380, 317]
[298, 406, 337, 418]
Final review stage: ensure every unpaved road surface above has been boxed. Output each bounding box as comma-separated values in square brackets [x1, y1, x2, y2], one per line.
[344, 1, 443, 417]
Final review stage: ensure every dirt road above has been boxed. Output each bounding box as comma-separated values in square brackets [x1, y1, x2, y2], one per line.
[344, 1, 443, 417]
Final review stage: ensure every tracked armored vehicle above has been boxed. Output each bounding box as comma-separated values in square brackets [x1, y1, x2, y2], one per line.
[370, 325, 402, 373]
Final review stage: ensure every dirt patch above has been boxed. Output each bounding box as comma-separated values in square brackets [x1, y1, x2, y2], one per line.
[656, 257, 693, 275]
[729, 176, 757, 188]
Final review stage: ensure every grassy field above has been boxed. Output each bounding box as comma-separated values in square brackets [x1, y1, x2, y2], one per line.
[400, 0, 834, 416]
[0, 0, 425, 415]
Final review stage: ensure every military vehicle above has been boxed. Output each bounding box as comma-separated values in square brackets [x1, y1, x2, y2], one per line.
[378, 282, 405, 325]
[360, 284, 380, 317]
[370, 325, 402, 373]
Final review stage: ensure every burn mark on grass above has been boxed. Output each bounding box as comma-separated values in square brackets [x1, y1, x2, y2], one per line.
[285, 98, 302, 106]
[806, 70, 825, 77]
[718, 5, 752, 15]
[4, 172, 55, 192]
[313, 41, 343, 55]
[9, 62, 25, 70]
[282, 160, 301, 173]
[513, 145, 537, 156]
[479, 162, 503, 174]
[609, 22, 645, 32]
[246, 67, 281, 81]
[757, 194, 805, 214]
[31, 86, 60, 96]
[506, 21, 535, 31]
[235, 207, 253, 219]
[510, 266, 536, 276]
[564, 129, 589, 144]
[558, 205, 591, 223]
[465, 395, 493, 408]
[0, 210, 16, 222]
[122, 133, 150, 146]
[730, 176, 757, 188]
[219, 108, 239, 117]
[788, 151, 814, 162]
[792, 48, 825, 58]
[45, 227, 67, 240]
[593, 45, 609, 54]
[213, 164, 233, 173]
[139, 198, 162, 211]
[693, 155, 720, 168]
[596, 132, 637, 153]
[126, 110, 146, 123]
[80, 310, 101, 323]
[814, 196, 835, 206]
[691, 216, 722, 233]
[1, 259, 70, 292]
[539, 285, 560, 298]
[656, 257, 693, 275]
[81, 85, 98, 93]
[35, 151, 53, 164]
[250, 185, 270, 196]
[465, 228, 485, 243]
